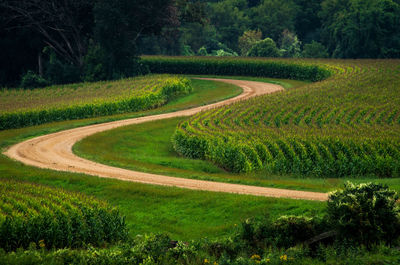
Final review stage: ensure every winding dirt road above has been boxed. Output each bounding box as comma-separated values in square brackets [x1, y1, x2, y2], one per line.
[4, 78, 328, 201]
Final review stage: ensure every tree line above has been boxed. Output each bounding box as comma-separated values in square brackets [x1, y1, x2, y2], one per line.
[1, 0, 399, 87]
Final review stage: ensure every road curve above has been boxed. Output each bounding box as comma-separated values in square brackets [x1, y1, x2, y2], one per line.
[4, 78, 328, 201]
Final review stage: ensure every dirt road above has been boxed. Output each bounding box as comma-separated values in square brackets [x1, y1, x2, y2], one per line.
[4, 78, 328, 201]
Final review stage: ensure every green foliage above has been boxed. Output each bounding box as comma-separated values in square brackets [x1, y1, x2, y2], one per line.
[20, 71, 49, 89]
[171, 59, 400, 178]
[93, 0, 176, 79]
[43, 49, 81, 85]
[302, 41, 329, 58]
[237, 215, 323, 250]
[180, 22, 218, 53]
[280, 30, 301, 58]
[247, 38, 280, 57]
[182, 45, 195, 56]
[320, 0, 400, 58]
[214, 49, 238, 57]
[0, 76, 192, 130]
[327, 182, 400, 246]
[0, 179, 128, 252]
[249, 0, 298, 42]
[208, 0, 249, 50]
[83, 42, 108, 82]
[1, 242, 400, 265]
[238, 29, 263, 56]
[197, 46, 209, 56]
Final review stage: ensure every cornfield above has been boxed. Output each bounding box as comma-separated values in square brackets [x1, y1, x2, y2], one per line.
[0, 179, 128, 251]
[171, 59, 400, 178]
[0, 75, 192, 130]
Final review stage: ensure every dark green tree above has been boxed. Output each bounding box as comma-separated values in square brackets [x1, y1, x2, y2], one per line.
[247, 38, 280, 57]
[293, 0, 323, 43]
[209, 0, 250, 50]
[248, 0, 298, 42]
[302, 41, 329, 58]
[320, 0, 400, 58]
[0, 0, 94, 67]
[93, 0, 178, 78]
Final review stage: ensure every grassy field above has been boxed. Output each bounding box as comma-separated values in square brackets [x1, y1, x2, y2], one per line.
[0, 77, 325, 241]
[173, 60, 400, 178]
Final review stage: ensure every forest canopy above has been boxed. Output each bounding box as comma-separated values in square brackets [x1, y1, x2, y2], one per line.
[1, 0, 399, 86]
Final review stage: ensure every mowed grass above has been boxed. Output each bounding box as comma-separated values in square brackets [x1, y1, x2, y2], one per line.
[0, 77, 325, 240]
[74, 116, 400, 193]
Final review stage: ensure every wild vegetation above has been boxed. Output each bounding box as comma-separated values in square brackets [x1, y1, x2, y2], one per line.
[172, 59, 400, 178]
[0, 179, 128, 252]
[1, 182, 399, 264]
[0, 75, 192, 130]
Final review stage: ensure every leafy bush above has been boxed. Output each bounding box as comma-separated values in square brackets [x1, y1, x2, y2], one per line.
[1, 241, 400, 265]
[327, 182, 400, 246]
[236, 215, 323, 251]
[214, 49, 238, 57]
[238, 29, 263, 56]
[0, 179, 128, 252]
[197, 46, 209, 56]
[20, 71, 49, 89]
[182, 45, 195, 56]
[247, 38, 280, 58]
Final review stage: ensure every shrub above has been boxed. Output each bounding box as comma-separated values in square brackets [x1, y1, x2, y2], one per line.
[272, 215, 322, 248]
[247, 38, 280, 58]
[20, 71, 49, 89]
[197, 46, 208, 56]
[182, 45, 195, 56]
[327, 182, 400, 246]
[236, 215, 323, 251]
[214, 49, 238, 57]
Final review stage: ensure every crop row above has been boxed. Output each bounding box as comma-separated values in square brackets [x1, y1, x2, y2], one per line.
[172, 59, 400, 178]
[0, 179, 128, 251]
[0, 76, 192, 130]
[142, 56, 333, 82]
